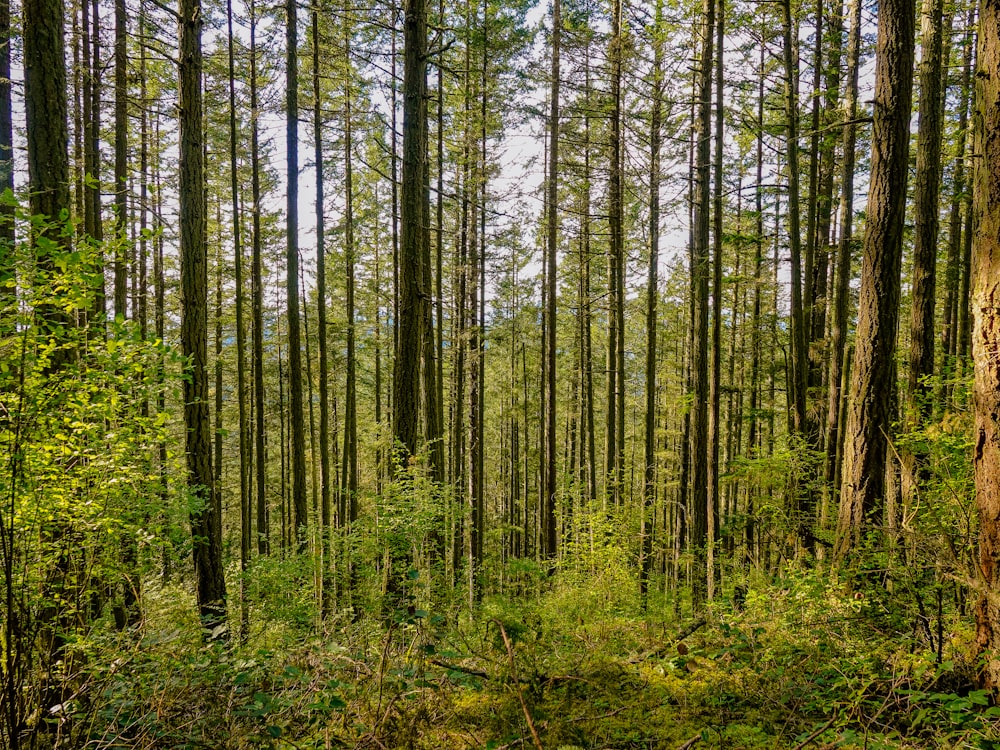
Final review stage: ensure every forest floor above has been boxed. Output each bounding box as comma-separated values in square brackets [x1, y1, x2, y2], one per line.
[67, 565, 998, 749]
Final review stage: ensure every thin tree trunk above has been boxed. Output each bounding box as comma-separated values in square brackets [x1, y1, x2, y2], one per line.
[641, 0, 664, 605]
[708, 0, 724, 598]
[543, 0, 560, 559]
[908, 0, 946, 416]
[824, 0, 861, 507]
[114, 0, 127, 319]
[250, 0, 269, 555]
[286, 0, 307, 551]
[226, 0, 250, 643]
[314, 0, 332, 620]
[690, 0, 714, 607]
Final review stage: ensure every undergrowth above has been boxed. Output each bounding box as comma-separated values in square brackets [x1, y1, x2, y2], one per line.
[47, 568, 998, 749]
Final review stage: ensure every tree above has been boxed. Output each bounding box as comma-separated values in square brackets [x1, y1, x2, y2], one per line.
[834, 0, 914, 561]
[907, 0, 945, 416]
[114, 0, 128, 319]
[542, 0, 560, 560]
[972, 0, 1000, 690]
[286, 0, 307, 551]
[825, 0, 862, 518]
[689, 0, 714, 606]
[641, 0, 664, 604]
[394, 0, 426, 462]
[179, 0, 228, 634]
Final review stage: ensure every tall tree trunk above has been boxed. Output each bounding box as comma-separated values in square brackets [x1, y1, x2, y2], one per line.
[0, 0, 13, 302]
[83, 0, 106, 322]
[389, 0, 427, 610]
[543, 0, 560, 559]
[314, 0, 332, 620]
[226, 0, 250, 642]
[286, 0, 307, 551]
[972, 0, 1000, 688]
[250, 0, 269, 556]
[942, 15, 973, 391]
[781, 0, 814, 552]
[178, 0, 228, 633]
[834, 0, 914, 561]
[708, 0, 724, 597]
[641, 0, 664, 604]
[908, 0, 946, 416]
[824, 0, 861, 506]
[342, 18, 360, 596]
[114, 0, 128, 319]
[690, 0, 714, 607]
[394, 0, 426, 461]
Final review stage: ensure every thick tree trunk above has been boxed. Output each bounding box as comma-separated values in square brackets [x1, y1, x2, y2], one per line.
[972, 0, 1000, 689]
[394, 0, 426, 461]
[178, 0, 228, 634]
[834, 0, 914, 561]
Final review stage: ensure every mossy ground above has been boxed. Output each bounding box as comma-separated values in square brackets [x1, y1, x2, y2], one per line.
[57, 569, 998, 749]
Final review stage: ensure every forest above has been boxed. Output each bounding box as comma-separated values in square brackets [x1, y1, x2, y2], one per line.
[3, 0, 1000, 744]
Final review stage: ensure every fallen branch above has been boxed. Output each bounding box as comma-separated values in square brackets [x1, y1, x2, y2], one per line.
[630, 618, 708, 663]
[428, 659, 490, 680]
[791, 715, 837, 750]
[496, 619, 545, 750]
[677, 734, 701, 749]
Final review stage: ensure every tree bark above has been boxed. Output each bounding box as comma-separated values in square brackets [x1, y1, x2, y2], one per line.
[834, 0, 914, 562]
[178, 0, 228, 634]
[972, 0, 1000, 689]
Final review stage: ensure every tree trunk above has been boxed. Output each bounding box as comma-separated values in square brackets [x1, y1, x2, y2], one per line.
[908, 0, 946, 416]
[834, 0, 914, 561]
[250, 0, 269, 556]
[226, 0, 250, 642]
[114, 0, 128, 319]
[313, 0, 332, 620]
[690, 0, 714, 607]
[641, 0, 664, 604]
[708, 0, 724, 597]
[972, 0, 1000, 688]
[824, 0, 861, 507]
[394, 0, 426, 462]
[178, 0, 228, 634]
[286, 0, 307, 551]
[543, 0, 560, 560]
